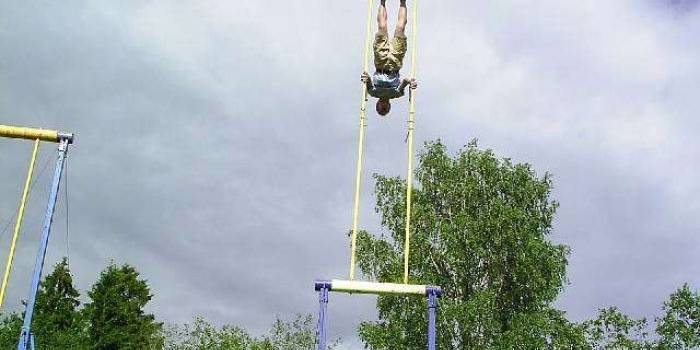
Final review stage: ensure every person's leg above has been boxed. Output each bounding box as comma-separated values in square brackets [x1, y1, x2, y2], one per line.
[378, 0, 389, 35]
[374, 0, 391, 70]
[387, 0, 408, 71]
[395, 0, 408, 38]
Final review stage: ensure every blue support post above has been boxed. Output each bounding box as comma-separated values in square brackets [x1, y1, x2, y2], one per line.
[427, 286, 442, 350]
[17, 139, 70, 350]
[315, 281, 331, 350]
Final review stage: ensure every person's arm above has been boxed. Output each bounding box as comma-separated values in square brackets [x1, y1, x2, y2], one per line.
[398, 77, 417, 96]
[362, 71, 374, 92]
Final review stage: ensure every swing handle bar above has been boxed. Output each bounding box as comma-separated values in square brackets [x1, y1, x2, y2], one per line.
[315, 280, 442, 297]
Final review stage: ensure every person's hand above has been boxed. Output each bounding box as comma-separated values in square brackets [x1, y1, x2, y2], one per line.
[361, 71, 370, 84]
[409, 78, 418, 89]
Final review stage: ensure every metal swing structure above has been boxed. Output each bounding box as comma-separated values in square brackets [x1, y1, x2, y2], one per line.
[0, 124, 74, 350]
[314, 1, 442, 349]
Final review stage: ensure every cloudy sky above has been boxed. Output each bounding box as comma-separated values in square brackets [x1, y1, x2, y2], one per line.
[1, 0, 699, 347]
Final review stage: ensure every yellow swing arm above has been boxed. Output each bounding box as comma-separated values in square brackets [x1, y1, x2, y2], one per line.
[348, 0, 420, 285]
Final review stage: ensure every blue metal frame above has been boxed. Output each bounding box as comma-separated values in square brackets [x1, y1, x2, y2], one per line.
[427, 286, 442, 350]
[314, 280, 442, 350]
[17, 139, 70, 350]
[315, 281, 331, 350]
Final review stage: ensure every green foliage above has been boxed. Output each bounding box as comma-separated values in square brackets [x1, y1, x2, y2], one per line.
[655, 284, 700, 349]
[33, 258, 88, 349]
[356, 140, 576, 349]
[495, 308, 588, 349]
[164, 317, 258, 350]
[0, 259, 87, 349]
[583, 307, 651, 350]
[85, 263, 163, 350]
[0, 313, 22, 348]
[165, 314, 338, 350]
[263, 314, 333, 350]
[0, 261, 338, 350]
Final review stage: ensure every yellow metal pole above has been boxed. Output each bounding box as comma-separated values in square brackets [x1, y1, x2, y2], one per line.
[0, 139, 40, 308]
[403, 0, 419, 285]
[0, 125, 59, 143]
[349, 0, 376, 281]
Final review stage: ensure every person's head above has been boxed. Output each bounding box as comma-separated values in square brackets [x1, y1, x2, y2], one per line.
[376, 99, 391, 116]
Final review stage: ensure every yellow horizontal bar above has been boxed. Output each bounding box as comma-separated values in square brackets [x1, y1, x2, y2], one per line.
[0, 124, 60, 143]
[331, 280, 427, 296]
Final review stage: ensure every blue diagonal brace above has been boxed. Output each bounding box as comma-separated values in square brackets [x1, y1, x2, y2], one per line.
[17, 139, 69, 350]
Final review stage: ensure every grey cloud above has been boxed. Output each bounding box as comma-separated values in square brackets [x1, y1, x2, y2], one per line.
[1, 1, 699, 348]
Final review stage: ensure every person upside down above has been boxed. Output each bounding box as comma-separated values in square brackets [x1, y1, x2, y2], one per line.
[361, 0, 418, 116]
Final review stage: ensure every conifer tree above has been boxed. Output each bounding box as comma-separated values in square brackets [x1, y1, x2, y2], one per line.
[33, 258, 87, 349]
[85, 263, 163, 350]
